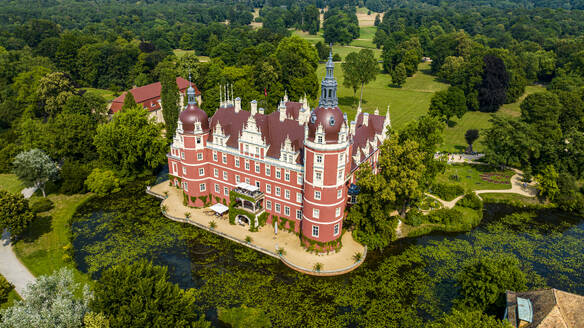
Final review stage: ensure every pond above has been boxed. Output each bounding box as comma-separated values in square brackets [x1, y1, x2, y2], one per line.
[70, 182, 584, 326]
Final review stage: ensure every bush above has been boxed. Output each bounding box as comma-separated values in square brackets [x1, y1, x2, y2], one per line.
[458, 192, 482, 210]
[59, 159, 91, 194]
[427, 208, 462, 224]
[29, 197, 54, 213]
[332, 53, 341, 61]
[431, 183, 465, 201]
[85, 168, 121, 196]
[404, 209, 424, 226]
[0, 274, 14, 305]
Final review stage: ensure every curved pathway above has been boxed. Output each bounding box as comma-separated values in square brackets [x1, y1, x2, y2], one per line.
[0, 230, 35, 298]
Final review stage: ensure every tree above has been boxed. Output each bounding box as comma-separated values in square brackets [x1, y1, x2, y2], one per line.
[0, 268, 90, 327]
[456, 255, 527, 313]
[342, 49, 379, 106]
[160, 66, 179, 139]
[121, 91, 137, 111]
[391, 62, 407, 87]
[275, 36, 319, 100]
[429, 310, 511, 328]
[374, 14, 381, 26]
[0, 272, 15, 306]
[37, 72, 76, 117]
[465, 129, 479, 153]
[314, 41, 329, 61]
[0, 191, 35, 239]
[217, 306, 271, 328]
[91, 260, 210, 328]
[428, 86, 467, 125]
[85, 169, 121, 197]
[483, 116, 534, 168]
[478, 55, 509, 112]
[84, 312, 110, 328]
[93, 106, 167, 177]
[536, 165, 560, 201]
[13, 149, 58, 197]
[323, 11, 359, 45]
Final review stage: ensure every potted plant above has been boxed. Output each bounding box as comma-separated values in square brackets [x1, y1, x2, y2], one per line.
[245, 235, 252, 243]
[313, 262, 323, 272]
[352, 252, 362, 263]
[209, 220, 217, 229]
[185, 212, 191, 219]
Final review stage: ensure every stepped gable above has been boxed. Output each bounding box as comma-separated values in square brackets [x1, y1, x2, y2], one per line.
[352, 112, 385, 169]
[208, 107, 305, 164]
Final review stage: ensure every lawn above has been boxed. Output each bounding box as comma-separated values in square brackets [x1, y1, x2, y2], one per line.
[479, 192, 542, 205]
[173, 49, 195, 58]
[439, 84, 545, 153]
[1, 287, 20, 309]
[316, 61, 449, 129]
[434, 163, 514, 192]
[81, 87, 117, 102]
[0, 174, 24, 194]
[292, 30, 382, 60]
[13, 193, 93, 287]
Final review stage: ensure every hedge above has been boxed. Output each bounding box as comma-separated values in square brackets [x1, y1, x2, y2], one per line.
[430, 182, 465, 201]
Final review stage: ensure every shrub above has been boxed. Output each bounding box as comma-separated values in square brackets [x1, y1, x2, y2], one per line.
[332, 53, 341, 61]
[245, 235, 252, 243]
[404, 209, 424, 226]
[0, 274, 14, 305]
[313, 262, 323, 272]
[59, 159, 90, 194]
[458, 192, 482, 210]
[277, 248, 286, 256]
[352, 252, 362, 263]
[30, 197, 54, 213]
[184, 212, 191, 219]
[209, 220, 217, 229]
[431, 183, 465, 201]
[427, 208, 463, 224]
[85, 168, 121, 196]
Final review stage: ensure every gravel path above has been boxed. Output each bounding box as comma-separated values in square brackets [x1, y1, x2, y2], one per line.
[0, 230, 35, 299]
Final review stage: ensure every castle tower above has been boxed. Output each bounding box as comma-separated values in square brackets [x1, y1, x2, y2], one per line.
[302, 47, 352, 250]
[168, 84, 210, 207]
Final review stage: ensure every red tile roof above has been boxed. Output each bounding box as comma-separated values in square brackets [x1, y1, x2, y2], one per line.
[110, 77, 199, 114]
[352, 112, 385, 170]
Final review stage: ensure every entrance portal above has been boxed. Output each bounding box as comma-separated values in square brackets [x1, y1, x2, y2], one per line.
[236, 215, 251, 226]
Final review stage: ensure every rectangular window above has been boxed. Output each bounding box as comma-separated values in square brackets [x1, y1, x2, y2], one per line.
[314, 191, 321, 200]
[183, 182, 188, 192]
[296, 210, 302, 220]
[199, 168, 204, 176]
[214, 168, 218, 177]
[223, 171, 228, 181]
[316, 154, 323, 164]
[297, 174, 303, 185]
[265, 165, 271, 176]
[275, 187, 281, 196]
[315, 171, 322, 183]
[224, 187, 229, 196]
[215, 184, 219, 193]
[336, 207, 341, 217]
[255, 163, 260, 173]
[222, 154, 227, 164]
[236, 175, 240, 183]
[339, 153, 344, 165]
[275, 203, 281, 213]
[337, 189, 342, 199]
[334, 223, 339, 236]
[235, 157, 240, 168]
[181, 151, 185, 160]
[296, 192, 302, 203]
[196, 136, 201, 144]
[199, 183, 206, 192]
[213, 151, 217, 161]
[255, 146, 259, 156]
[284, 206, 290, 216]
[172, 162, 177, 174]
[317, 135, 323, 143]
[266, 200, 272, 210]
[266, 184, 271, 194]
[245, 178, 250, 184]
[284, 171, 290, 181]
[312, 225, 319, 237]
[197, 153, 203, 161]
[245, 144, 249, 153]
[337, 169, 344, 183]
[313, 209, 319, 218]
[285, 189, 290, 199]
[255, 181, 260, 188]
[245, 160, 250, 171]
[182, 167, 187, 175]
[276, 169, 281, 179]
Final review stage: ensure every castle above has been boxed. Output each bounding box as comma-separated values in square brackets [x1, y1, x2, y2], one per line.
[167, 51, 389, 249]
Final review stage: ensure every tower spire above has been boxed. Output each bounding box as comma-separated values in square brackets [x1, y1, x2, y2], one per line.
[186, 73, 196, 105]
[318, 43, 338, 108]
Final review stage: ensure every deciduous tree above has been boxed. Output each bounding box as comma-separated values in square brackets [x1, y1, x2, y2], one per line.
[478, 55, 509, 112]
[342, 49, 379, 106]
[85, 169, 121, 197]
[428, 86, 467, 125]
[275, 36, 319, 100]
[536, 165, 560, 201]
[13, 149, 58, 197]
[160, 65, 179, 139]
[465, 129, 479, 153]
[0, 190, 35, 239]
[391, 62, 407, 87]
[93, 106, 167, 177]
[430, 310, 511, 328]
[91, 260, 210, 328]
[121, 91, 137, 111]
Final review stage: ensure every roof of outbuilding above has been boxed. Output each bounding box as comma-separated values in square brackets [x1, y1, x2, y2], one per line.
[506, 289, 584, 328]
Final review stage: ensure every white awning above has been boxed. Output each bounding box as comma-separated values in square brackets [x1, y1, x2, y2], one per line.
[209, 203, 229, 214]
[236, 182, 259, 193]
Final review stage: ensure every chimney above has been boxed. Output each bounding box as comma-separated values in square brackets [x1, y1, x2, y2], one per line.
[363, 113, 369, 127]
[235, 97, 241, 113]
[259, 107, 265, 115]
[250, 100, 257, 114]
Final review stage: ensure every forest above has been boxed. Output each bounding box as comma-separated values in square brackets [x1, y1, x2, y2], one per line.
[0, 0, 583, 327]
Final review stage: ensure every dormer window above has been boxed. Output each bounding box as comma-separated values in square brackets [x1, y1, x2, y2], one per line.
[317, 135, 323, 143]
[329, 117, 335, 126]
[311, 114, 316, 124]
